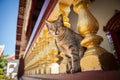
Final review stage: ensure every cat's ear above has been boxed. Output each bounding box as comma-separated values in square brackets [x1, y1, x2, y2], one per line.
[58, 14, 63, 22]
[45, 20, 51, 26]
[45, 20, 51, 30]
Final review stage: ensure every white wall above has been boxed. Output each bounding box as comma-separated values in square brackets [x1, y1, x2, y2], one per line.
[6, 60, 19, 78]
[7, 62, 17, 76]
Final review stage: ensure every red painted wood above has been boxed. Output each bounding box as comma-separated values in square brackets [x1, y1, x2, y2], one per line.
[22, 71, 120, 80]
[17, 56, 25, 79]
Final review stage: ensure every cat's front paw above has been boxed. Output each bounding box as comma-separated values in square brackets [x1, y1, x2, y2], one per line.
[66, 69, 75, 73]
[56, 55, 63, 64]
[70, 69, 75, 73]
[70, 69, 81, 73]
[66, 70, 71, 73]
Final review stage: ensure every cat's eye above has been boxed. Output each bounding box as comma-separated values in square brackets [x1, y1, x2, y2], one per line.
[58, 26, 61, 29]
[50, 27, 52, 30]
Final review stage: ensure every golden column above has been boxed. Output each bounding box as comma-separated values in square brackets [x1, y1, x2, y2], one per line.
[48, 0, 73, 28]
[73, 0, 118, 71]
[59, 0, 74, 27]
[47, 0, 74, 73]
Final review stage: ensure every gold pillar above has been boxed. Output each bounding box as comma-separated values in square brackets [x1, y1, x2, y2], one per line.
[59, 59, 67, 73]
[40, 65, 46, 74]
[36, 68, 39, 74]
[47, 0, 75, 73]
[73, 0, 118, 71]
[41, 66, 45, 74]
[59, 52, 67, 73]
[45, 64, 51, 74]
[48, 0, 74, 28]
[59, 0, 74, 27]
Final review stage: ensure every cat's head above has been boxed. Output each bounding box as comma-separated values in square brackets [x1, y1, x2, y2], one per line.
[45, 15, 65, 37]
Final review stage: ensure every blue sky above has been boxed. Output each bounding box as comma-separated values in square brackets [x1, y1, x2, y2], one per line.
[0, 0, 19, 55]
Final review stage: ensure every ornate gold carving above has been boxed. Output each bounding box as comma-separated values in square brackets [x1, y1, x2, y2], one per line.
[48, 0, 74, 28]
[24, 0, 119, 75]
[19, 7, 25, 15]
[73, 0, 118, 71]
[24, 26, 59, 74]
[73, 0, 99, 37]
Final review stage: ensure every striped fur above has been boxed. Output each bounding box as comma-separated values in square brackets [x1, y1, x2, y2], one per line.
[45, 15, 85, 73]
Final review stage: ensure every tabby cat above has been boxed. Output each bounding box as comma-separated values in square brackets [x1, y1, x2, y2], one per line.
[45, 15, 85, 73]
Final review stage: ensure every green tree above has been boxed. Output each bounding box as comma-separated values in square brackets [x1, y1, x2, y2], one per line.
[0, 68, 3, 75]
[0, 55, 7, 68]
[0, 55, 8, 79]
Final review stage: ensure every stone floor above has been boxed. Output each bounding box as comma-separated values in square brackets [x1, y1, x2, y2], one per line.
[22, 70, 120, 80]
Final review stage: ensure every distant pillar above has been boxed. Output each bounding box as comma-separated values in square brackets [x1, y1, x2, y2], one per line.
[59, 56, 67, 73]
[46, 64, 51, 74]
[37, 68, 40, 74]
[40, 65, 46, 74]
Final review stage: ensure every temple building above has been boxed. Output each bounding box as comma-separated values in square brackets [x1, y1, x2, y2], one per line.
[15, 0, 120, 79]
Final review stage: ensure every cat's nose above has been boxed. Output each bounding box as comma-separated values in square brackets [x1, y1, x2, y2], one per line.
[55, 32, 57, 35]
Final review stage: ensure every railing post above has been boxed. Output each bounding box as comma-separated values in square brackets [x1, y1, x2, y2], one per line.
[73, 0, 118, 71]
